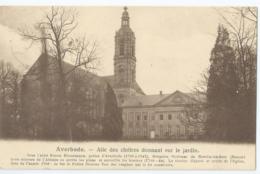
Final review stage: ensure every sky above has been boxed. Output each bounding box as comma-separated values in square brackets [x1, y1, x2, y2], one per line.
[0, 6, 222, 94]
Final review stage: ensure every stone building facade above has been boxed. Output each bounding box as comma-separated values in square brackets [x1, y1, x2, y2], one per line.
[115, 7, 206, 140]
[21, 7, 205, 140]
[121, 91, 206, 140]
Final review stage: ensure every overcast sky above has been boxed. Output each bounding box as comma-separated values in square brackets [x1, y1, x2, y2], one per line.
[0, 7, 222, 94]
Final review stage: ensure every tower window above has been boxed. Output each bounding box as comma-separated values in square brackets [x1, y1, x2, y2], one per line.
[119, 39, 124, 55]
[123, 20, 128, 25]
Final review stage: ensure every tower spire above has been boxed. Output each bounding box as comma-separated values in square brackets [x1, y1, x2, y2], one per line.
[121, 6, 130, 27]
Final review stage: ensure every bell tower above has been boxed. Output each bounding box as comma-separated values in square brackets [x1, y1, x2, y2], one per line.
[113, 7, 137, 105]
[114, 7, 136, 89]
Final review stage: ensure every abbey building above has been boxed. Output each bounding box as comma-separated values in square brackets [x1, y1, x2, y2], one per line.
[110, 7, 206, 140]
[21, 7, 205, 140]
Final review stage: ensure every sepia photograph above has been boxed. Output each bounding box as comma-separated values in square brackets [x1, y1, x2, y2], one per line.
[0, 5, 257, 170]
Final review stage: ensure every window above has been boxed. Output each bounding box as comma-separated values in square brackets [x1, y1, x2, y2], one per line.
[144, 128, 147, 137]
[143, 112, 148, 121]
[160, 125, 163, 136]
[160, 114, 163, 120]
[122, 20, 128, 25]
[168, 114, 172, 120]
[135, 112, 141, 123]
[119, 39, 124, 55]
[176, 125, 180, 137]
[119, 67, 124, 73]
[167, 125, 172, 137]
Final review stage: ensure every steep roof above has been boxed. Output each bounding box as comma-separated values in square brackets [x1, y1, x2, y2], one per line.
[122, 93, 170, 107]
[24, 53, 145, 94]
[23, 53, 104, 86]
[122, 90, 202, 108]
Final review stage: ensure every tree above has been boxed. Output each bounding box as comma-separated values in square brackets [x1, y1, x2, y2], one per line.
[215, 7, 257, 142]
[0, 60, 21, 138]
[178, 103, 207, 140]
[206, 25, 239, 141]
[102, 84, 123, 140]
[19, 7, 98, 140]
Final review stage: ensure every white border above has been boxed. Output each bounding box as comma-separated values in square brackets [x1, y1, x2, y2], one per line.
[0, 0, 259, 174]
[0, 0, 258, 6]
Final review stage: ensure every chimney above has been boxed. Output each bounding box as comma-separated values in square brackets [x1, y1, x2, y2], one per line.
[160, 91, 163, 96]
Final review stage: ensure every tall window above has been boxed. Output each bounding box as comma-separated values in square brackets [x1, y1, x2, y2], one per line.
[160, 125, 163, 137]
[136, 112, 141, 121]
[119, 39, 124, 55]
[143, 112, 148, 121]
[168, 114, 172, 120]
[118, 67, 125, 85]
[160, 114, 163, 120]
[167, 125, 172, 137]
[122, 20, 128, 26]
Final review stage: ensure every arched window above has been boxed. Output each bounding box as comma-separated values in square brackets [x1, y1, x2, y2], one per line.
[119, 67, 124, 74]
[119, 39, 124, 55]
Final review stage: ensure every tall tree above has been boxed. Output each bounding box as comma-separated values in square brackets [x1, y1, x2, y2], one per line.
[206, 25, 239, 141]
[102, 84, 123, 140]
[215, 7, 257, 142]
[19, 7, 98, 140]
